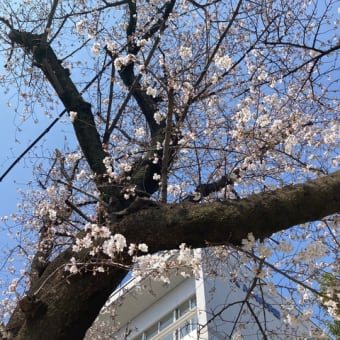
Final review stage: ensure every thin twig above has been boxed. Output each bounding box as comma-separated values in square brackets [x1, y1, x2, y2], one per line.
[56, 180, 109, 208]
[160, 89, 174, 203]
[65, 199, 94, 223]
[43, 0, 59, 42]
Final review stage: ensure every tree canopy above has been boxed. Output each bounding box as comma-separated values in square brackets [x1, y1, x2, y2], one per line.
[0, 0, 339, 339]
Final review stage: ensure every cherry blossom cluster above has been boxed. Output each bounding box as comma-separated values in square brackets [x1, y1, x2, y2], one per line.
[131, 244, 201, 284]
[0, 0, 338, 335]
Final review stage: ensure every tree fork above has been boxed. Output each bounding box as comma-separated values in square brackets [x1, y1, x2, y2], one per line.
[117, 170, 340, 250]
[4, 171, 340, 338]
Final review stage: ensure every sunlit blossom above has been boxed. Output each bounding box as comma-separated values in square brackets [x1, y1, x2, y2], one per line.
[103, 234, 127, 258]
[76, 19, 88, 35]
[215, 55, 233, 70]
[69, 111, 78, 122]
[178, 46, 192, 59]
[153, 111, 166, 125]
[91, 43, 101, 56]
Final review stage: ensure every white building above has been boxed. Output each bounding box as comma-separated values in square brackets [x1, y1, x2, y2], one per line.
[87, 249, 320, 339]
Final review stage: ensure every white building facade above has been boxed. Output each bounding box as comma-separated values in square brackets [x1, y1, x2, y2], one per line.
[87, 249, 319, 339]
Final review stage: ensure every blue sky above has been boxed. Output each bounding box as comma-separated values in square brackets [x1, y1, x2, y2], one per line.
[0, 4, 338, 333]
[0, 100, 74, 215]
[0, 51, 76, 255]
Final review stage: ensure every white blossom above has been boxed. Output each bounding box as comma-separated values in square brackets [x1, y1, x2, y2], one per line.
[86, 224, 111, 239]
[242, 233, 256, 251]
[65, 151, 82, 165]
[178, 46, 192, 59]
[105, 40, 117, 54]
[153, 173, 161, 180]
[284, 313, 301, 326]
[154, 111, 166, 125]
[68, 257, 79, 274]
[76, 20, 88, 35]
[46, 185, 56, 198]
[215, 55, 233, 70]
[114, 54, 136, 71]
[76, 169, 87, 181]
[152, 154, 159, 164]
[96, 266, 105, 273]
[128, 243, 136, 256]
[114, 57, 124, 71]
[72, 234, 93, 252]
[8, 279, 18, 293]
[167, 184, 183, 198]
[132, 253, 171, 284]
[302, 310, 312, 321]
[258, 243, 272, 259]
[69, 111, 78, 122]
[297, 241, 328, 261]
[146, 86, 157, 98]
[322, 298, 340, 321]
[257, 70, 268, 81]
[134, 127, 146, 138]
[137, 39, 148, 47]
[103, 234, 127, 258]
[121, 163, 132, 172]
[48, 209, 57, 221]
[103, 156, 115, 178]
[91, 42, 101, 56]
[232, 332, 244, 340]
[138, 243, 148, 253]
[276, 240, 294, 253]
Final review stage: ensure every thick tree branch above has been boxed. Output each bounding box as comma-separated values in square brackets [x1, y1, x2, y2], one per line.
[5, 171, 340, 339]
[43, 0, 59, 42]
[6, 247, 129, 340]
[110, 1, 177, 196]
[2, 1, 338, 339]
[118, 170, 340, 250]
[195, 174, 236, 198]
[8, 29, 108, 179]
[119, 0, 175, 135]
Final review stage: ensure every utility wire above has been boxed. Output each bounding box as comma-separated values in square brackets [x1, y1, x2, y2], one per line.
[0, 54, 113, 183]
[0, 109, 67, 182]
[0, 41, 116, 183]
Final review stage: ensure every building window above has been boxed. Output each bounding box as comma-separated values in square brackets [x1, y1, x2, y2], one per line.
[176, 316, 197, 339]
[134, 296, 197, 340]
[159, 311, 174, 331]
[144, 323, 158, 340]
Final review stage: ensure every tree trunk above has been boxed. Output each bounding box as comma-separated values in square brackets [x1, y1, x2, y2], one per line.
[5, 170, 340, 339]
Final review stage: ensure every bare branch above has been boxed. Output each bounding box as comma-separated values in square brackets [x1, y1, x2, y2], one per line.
[43, 0, 59, 42]
[160, 89, 174, 203]
[8, 29, 109, 179]
[119, 171, 340, 251]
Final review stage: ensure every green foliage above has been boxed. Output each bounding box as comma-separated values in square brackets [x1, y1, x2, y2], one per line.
[319, 272, 340, 338]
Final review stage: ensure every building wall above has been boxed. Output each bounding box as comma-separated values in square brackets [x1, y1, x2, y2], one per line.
[198, 249, 314, 339]
[88, 249, 318, 339]
[125, 278, 196, 339]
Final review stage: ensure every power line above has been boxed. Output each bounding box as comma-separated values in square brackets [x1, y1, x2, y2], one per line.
[0, 56, 113, 183]
[0, 109, 67, 182]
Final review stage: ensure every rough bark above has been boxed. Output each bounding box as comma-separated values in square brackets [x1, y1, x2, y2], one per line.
[3, 6, 340, 339]
[119, 170, 340, 250]
[8, 29, 108, 178]
[5, 170, 340, 339]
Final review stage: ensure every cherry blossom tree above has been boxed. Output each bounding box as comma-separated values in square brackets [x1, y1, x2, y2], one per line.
[0, 0, 339, 338]
[319, 271, 340, 337]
